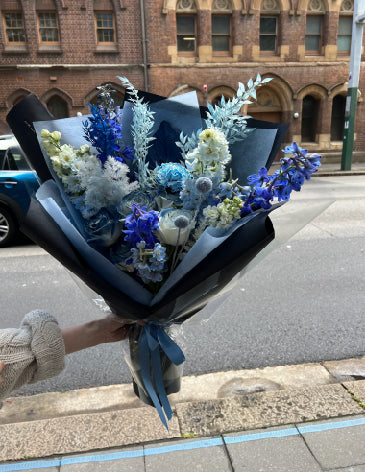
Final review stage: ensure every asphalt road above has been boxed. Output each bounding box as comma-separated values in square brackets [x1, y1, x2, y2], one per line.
[1, 175, 364, 395]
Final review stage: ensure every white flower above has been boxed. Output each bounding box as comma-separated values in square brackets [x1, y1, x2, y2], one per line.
[185, 128, 231, 176]
[158, 208, 194, 246]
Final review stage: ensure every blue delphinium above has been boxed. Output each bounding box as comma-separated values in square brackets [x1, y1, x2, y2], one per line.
[83, 84, 133, 166]
[241, 142, 321, 214]
[123, 203, 159, 249]
[129, 241, 168, 284]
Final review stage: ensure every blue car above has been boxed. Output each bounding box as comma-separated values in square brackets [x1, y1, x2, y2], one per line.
[0, 135, 39, 247]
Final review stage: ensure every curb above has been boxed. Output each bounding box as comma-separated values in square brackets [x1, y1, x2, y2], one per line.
[1, 357, 365, 462]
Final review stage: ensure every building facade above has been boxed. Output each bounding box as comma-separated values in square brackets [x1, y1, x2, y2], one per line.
[0, 0, 364, 154]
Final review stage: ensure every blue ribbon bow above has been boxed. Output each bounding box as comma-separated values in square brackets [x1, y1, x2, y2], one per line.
[139, 323, 185, 429]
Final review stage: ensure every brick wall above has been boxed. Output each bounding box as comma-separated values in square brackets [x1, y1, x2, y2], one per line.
[0, 0, 364, 154]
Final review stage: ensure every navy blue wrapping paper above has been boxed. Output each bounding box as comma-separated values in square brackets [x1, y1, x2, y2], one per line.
[7, 89, 286, 420]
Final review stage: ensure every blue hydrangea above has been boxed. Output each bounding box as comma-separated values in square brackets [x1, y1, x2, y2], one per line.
[154, 163, 190, 193]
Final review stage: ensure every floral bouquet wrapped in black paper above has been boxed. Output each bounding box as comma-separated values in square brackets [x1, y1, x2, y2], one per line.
[7, 75, 321, 427]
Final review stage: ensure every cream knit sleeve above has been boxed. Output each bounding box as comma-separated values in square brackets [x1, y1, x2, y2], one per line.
[0, 310, 65, 399]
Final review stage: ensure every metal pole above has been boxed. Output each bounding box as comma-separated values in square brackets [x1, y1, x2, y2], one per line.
[341, 0, 365, 170]
[139, 0, 149, 91]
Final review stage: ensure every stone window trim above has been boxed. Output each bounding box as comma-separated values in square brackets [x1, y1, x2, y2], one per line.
[176, 0, 197, 13]
[212, 0, 233, 13]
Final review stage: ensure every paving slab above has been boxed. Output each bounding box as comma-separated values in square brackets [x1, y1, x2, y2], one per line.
[343, 380, 365, 404]
[0, 406, 179, 462]
[144, 437, 231, 472]
[176, 384, 363, 435]
[60, 447, 145, 471]
[298, 415, 365, 470]
[224, 425, 322, 472]
[0, 363, 335, 425]
[324, 357, 365, 382]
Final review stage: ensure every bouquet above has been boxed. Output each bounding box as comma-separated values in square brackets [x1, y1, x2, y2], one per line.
[7, 75, 321, 427]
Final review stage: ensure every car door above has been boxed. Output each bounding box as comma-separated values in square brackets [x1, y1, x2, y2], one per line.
[0, 144, 39, 219]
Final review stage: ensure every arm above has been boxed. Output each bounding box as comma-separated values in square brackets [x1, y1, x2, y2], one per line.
[0, 312, 131, 399]
[61, 317, 130, 354]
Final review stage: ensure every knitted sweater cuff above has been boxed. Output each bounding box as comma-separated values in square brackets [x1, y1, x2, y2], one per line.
[21, 310, 66, 383]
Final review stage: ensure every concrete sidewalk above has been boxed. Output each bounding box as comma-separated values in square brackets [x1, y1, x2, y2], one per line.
[1, 357, 365, 471]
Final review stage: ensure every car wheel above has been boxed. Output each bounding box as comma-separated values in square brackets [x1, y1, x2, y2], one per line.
[0, 207, 16, 247]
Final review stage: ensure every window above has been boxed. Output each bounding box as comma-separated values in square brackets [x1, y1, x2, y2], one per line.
[3, 12, 26, 44]
[38, 12, 59, 43]
[212, 15, 231, 53]
[337, 16, 352, 53]
[177, 16, 196, 52]
[305, 0, 325, 54]
[301, 95, 320, 142]
[305, 16, 322, 53]
[95, 12, 115, 43]
[330, 95, 346, 141]
[47, 96, 68, 119]
[260, 17, 277, 52]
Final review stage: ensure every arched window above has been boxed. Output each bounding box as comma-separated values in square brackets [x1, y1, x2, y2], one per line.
[212, 0, 232, 55]
[305, 0, 325, 55]
[47, 96, 68, 119]
[89, 90, 124, 107]
[94, 0, 116, 45]
[36, 0, 60, 45]
[301, 95, 320, 142]
[338, 0, 353, 54]
[330, 95, 346, 141]
[210, 94, 230, 107]
[260, 0, 281, 54]
[176, 0, 197, 54]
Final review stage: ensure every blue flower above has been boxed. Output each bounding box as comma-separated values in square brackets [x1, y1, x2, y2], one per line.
[129, 241, 168, 284]
[154, 163, 190, 193]
[282, 142, 308, 157]
[123, 203, 159, 249]
[83, 86, 133, 166]
[247, 167, 269, 185]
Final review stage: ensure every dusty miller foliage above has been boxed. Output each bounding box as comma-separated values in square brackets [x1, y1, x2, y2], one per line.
[176, 74, 273, 159]
[118, 76, 156, 190]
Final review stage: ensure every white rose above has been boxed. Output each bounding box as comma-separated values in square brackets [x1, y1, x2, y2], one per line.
[158, 209, 193, 246]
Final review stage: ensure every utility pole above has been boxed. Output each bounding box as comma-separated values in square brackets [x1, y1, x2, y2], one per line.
[341, 0, 365, 170]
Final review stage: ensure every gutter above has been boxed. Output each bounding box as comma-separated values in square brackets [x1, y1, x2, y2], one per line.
[140, 0, 149, 91]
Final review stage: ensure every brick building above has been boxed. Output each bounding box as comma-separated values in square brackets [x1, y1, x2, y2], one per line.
[0, 0, 364, 154]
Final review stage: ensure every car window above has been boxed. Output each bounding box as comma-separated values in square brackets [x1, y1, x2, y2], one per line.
[3, 146, 31, 171]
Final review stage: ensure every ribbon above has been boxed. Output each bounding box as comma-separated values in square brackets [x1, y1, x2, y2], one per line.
[139, 323, 185, 429]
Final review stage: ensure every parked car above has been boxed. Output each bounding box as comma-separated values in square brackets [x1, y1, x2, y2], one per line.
[0, 135, 39, 247]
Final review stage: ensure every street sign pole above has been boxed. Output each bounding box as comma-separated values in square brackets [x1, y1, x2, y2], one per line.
[341, 0, 365, 170]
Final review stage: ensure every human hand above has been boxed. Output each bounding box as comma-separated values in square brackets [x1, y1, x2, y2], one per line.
[62, 317, 133, 354]
[95, 316, 132, 344]
[0, 361, 4, 387]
